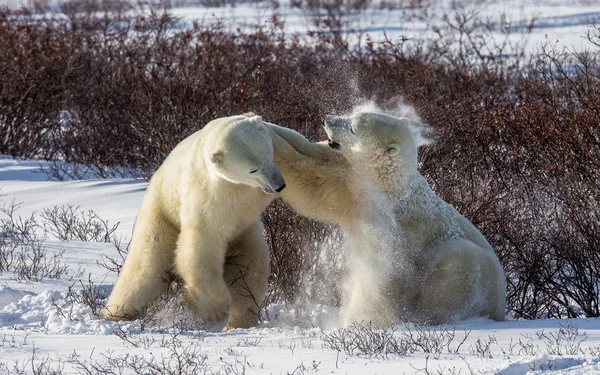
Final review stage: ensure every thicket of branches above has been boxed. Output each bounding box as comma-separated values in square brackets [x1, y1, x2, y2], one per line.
[1, 0, 598, 319]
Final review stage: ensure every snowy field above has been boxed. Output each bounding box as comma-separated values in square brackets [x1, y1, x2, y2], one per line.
[2, 156, 600, 374]
[2, 0, 600, 53]
[168, 0, 600, 53]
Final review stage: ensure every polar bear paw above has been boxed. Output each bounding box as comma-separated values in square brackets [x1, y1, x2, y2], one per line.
[184, 281, 232, 326]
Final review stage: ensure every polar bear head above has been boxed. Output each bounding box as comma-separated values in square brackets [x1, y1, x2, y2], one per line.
[323, 111, 418, 190]
[205, 114, 286, 194]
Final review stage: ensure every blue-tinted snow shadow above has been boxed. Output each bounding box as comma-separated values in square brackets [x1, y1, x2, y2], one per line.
[533, 12, 600, 30]
[439, 316, 600, 332]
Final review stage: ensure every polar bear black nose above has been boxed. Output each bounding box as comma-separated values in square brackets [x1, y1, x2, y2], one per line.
[275, 184, 286, 193]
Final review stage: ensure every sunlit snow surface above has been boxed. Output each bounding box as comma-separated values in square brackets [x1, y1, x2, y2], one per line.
[2, 0, 600, 53]
[166, 0, 600, 53]
[2, 152, 600, 374]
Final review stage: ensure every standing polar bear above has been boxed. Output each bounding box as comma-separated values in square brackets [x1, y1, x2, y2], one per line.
[103, 114, 286, 329]
[267, 111, 506, 326]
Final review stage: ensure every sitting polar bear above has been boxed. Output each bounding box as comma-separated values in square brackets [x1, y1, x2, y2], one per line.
[268, 111, 506, 326]
[103, 114, 286, 330]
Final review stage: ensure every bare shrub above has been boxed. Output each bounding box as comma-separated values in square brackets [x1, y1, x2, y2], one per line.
[322, 322, 470, 358]
[0, 5, 359, 178]
[285, 360, 321, 375]
[0, 233, 19, 273]
[40, 205, 119, 242]
[535, 322, 586, 356]
[262, 200, 344, 309]
[468, 335, 497, 359]
[237, 337, 262, 347]
[225, 256, 264, 322]
[0, 345, 65, 375]
[515, 334, 540, 357]
[322, 322, 407, 358]
[113, 326, 158, 349]
[0, 200, 37, 274]
[97, 235, 130, 275]
[69, 333, 210, 375]
[12, 240, 69, 283]
[400, 325, 470, 356]
[0, 200, 37, 244]
[52, 275, 109, 319]
[0, 200, 70, 282]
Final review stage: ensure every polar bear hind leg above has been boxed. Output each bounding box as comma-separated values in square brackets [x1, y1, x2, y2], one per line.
[222, 219, 270, 330]
[418, 239, 506, 324]
[103, 210, 177, 320]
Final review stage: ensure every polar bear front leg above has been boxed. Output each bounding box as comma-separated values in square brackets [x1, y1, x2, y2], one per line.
[223, 220, 269, 330]
[342, 276, 398, 329]
[175, 226, 232, 325]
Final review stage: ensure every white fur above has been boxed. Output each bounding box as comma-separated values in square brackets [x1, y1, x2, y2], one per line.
[268, 111, 506, 327]
[103, 114, 283, 330]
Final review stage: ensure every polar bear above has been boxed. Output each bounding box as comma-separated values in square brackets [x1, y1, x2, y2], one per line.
[103, 114, 286, 329]
[267, 111, 506, 326]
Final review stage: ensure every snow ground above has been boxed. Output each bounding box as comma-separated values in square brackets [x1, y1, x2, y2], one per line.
[2, 0, 600, 54]
[2, 156, 600, 374]
[168, 0, 600, 54]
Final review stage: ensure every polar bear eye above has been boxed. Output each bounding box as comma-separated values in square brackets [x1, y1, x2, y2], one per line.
[386, 144, 400, 156]
[211, 152, 223, 164]
[249, 169, 258, 174]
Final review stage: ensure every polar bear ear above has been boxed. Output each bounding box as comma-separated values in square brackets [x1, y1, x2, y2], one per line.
[242, 112, 256, 117]
[211, 151, 223, 164]
[386, 144, 401, 156]
[249, 116, 263, 130]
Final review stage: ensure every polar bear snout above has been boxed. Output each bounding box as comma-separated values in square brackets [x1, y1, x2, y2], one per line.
[324, 115, 353, 149]
[259, 165, 286, 194]
[324, 115, 350, 127]
[324, 115, 352, 133]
